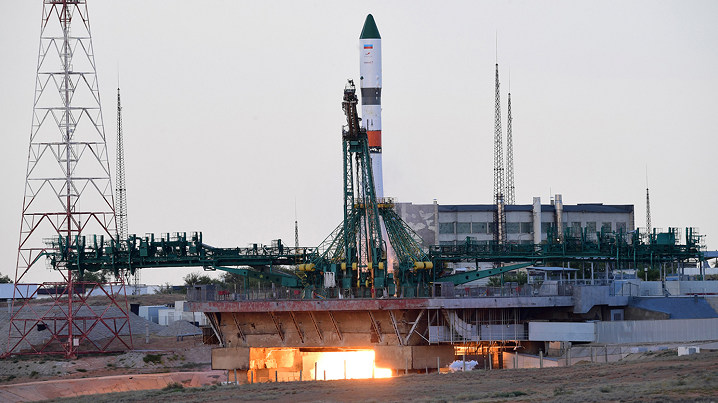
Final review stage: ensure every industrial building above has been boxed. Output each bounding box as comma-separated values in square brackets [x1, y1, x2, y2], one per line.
[395, 195, 635, 248]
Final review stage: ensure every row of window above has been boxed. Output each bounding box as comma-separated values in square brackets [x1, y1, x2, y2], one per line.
[439, 221, 628, 235]
[439, 222, 533, 235]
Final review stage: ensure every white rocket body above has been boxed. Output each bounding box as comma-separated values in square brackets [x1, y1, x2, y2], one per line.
[360, 15, 383, 198]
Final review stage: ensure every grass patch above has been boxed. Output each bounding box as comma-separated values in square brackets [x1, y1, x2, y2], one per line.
[180, 362, 204, 369]
[554, 385, 572, 396]
[162, 382, 184, 391]
[76, 368, 87, 373]
[600, 386, 611, 393]
[494, 391, 527, 397]
[29, 371, 39, 378]
[143, 354, 163, 364]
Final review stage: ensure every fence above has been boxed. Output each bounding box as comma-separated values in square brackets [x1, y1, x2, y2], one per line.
[186, 280, 581, 302]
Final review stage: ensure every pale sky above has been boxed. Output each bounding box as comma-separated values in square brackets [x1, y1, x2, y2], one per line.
[1, 1, 717, 286]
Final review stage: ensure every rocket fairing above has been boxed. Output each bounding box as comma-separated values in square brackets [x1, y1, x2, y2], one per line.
[360, 14, 384, 198]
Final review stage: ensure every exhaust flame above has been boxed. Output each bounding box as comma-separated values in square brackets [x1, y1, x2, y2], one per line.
[311, 350, 392, 380]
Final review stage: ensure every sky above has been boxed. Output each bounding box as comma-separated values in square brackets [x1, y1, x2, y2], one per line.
[0, 1, 716, 286]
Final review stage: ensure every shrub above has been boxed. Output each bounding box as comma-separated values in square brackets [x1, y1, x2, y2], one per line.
[162, 382, 184, 391]
[143, 354, 163, 364]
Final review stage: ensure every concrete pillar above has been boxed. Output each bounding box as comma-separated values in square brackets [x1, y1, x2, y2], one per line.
[375, 345, 453, 372]
[211, 347, 250, 371]
[532, 197, 542, 245]
[539, 350, 543, 368]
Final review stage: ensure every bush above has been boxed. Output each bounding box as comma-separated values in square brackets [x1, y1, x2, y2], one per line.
[162, 382, 184, 391]
[143, 354, 163, 364]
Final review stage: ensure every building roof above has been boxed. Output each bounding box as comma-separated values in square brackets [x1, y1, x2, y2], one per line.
[438, 204, 634, 214]
[629, 297, 718, 319]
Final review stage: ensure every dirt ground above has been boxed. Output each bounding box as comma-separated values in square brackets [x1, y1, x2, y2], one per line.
[0, 336, 211, 386]
[37, 349, 718, 403]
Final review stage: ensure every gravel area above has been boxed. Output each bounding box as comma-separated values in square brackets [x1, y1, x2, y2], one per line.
[156, 320, 201, 338]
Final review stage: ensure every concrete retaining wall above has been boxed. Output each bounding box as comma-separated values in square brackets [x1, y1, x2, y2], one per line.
[595, 318, 718, 344]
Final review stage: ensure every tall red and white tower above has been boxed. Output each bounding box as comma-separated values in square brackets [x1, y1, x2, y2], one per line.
[8, 0, 131, 358]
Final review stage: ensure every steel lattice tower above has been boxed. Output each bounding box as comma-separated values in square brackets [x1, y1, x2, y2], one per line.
[492, 64, 507, 245]
[116, 87, 128, 242]
[7, 0, 131, 358]
[505, 92, 515, 205]
[646, 189, 652, 237]
[116, 86, 136, 291]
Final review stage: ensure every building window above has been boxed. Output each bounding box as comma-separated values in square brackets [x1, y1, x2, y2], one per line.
[456, 222, 471, 234]
[586, 222, 597, 233]
[601, 222, 612, 232]
[439, 240, 455, 246]
[571, 222, 582, 236]
[616, 222, 627, 232]
[507, 223, 520, 234]
[439, 223, 455, 234]
[488, 222, 496, 235]
[472, 222, 488, 234]
[541, 222, 552, 234]
[520, 222, 533, 234]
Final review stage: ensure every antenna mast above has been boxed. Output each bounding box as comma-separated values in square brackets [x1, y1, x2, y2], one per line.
[646, 170, 651, 239]
[493, 64, 507, 245]
[116, 84, 136, 291]
[506, 90, 515, 205]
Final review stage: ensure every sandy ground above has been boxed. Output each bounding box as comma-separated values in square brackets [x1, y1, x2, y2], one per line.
[21, 349, 718, 403]
[0, 336, 211, 386]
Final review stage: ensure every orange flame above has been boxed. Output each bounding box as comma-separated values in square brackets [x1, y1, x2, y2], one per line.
[311, 350, 392, 380]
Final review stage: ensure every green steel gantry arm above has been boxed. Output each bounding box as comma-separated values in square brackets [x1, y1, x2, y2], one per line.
[437, 262, 533, 286]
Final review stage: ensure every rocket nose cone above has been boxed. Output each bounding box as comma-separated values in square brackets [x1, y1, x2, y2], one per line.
[360, 14, 381, 39]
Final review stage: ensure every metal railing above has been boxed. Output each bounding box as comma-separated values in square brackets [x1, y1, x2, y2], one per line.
[186, 280, 593, 302]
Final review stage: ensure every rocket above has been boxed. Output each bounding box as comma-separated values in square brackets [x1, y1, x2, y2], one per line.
[360, 14, 384, 198]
